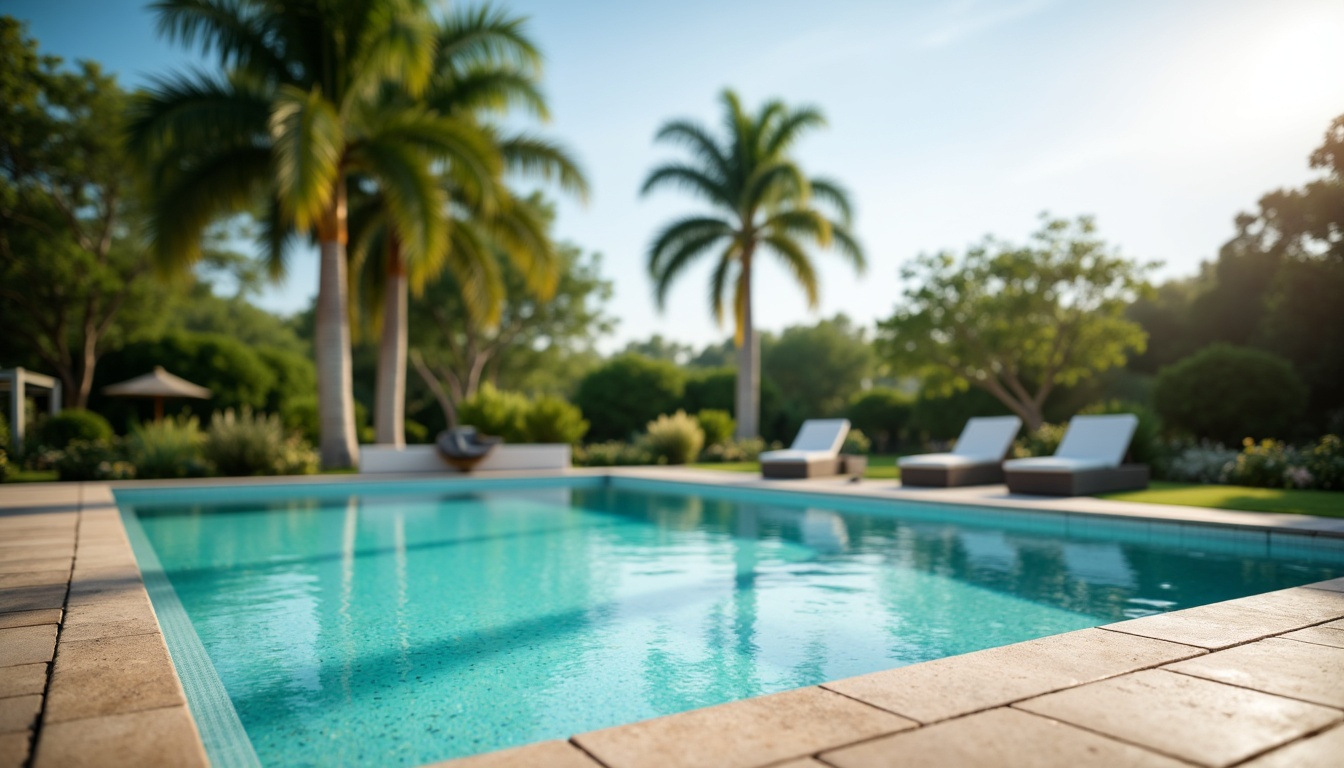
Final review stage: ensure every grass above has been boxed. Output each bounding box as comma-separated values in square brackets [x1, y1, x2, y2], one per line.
[690, 455, 901, 480]
[1100, 481, 1344, 518]
[8, 469, 58, 483]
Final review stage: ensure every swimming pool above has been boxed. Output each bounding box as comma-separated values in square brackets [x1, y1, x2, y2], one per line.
[116, 477, 1344, 767]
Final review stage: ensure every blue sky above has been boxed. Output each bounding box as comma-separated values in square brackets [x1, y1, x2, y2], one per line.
[11, 0, 1344, 350]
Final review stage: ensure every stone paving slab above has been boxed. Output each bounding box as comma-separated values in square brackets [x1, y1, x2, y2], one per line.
[1014, 669, 1343, 768]
[574, 686, 916, 768]
[32, 705, 207, 768]
[821, 707, 1191, 768]
[1102, 586, 1344, 649]
[1281, 624, 1344, 649]
[822, 628, 1203, 723]
[0, 624, 57, 668]
[0, 695, 40, 734]
[0, 732, 29, 768]
[1165, 636, 1344, 708]
[426, 739, 602, 768]
[0, 663, 47, 699]
[1238, 723, 1344, 768]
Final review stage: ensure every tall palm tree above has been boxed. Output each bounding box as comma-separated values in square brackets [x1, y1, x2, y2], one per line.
[350, 6, 587, 446]
[126, 0, 489, 468]
[642, 90, 865, 439]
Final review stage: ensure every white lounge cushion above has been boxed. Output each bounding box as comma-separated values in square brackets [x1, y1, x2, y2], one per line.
[758, 449, 835, 464]
[898, 453, 1001, 469]
[787, 419, 851, 453]
[1054, 414, 1138, 466]
[1001, 456, 1114, 473]
[951, 416, 1022, 459]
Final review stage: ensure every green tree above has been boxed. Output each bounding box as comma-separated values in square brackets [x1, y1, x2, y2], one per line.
[641, 89, 865, 439]
[408, 240, 614, 429]
[574, 355, 685, 442]
[622, 335, 694, 364]
[1154, 344, 1306, 445]
[348, 7, 588, 447]
[126, 0, 469, 468]
[762, 314, 875, 420]
[0, 19, 166, 407]
[846, 388, 912, 453]
[878, 215, 1152, 431]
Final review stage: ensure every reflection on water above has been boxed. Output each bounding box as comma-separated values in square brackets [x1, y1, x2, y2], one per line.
[131, 484, 1344, 767]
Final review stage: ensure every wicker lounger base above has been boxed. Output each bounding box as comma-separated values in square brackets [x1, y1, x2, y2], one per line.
[1005, 464, 1150, 496]
[900, 462, 1003, 488]
[761, 457, 842, 479]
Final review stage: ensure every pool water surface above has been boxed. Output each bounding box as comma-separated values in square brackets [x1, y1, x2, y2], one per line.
[119, 479, 1344, 766]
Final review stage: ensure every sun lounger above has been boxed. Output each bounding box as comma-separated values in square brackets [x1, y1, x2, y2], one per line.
[1002, 414, 1149, 496]
[898, 415, 1022, 487]
[760, 419, 850, 479]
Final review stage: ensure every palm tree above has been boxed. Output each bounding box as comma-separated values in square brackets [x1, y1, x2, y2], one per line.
[126, 0, 486, 468]
[349, 7, 587, 446]
[642, 90, 865, 439]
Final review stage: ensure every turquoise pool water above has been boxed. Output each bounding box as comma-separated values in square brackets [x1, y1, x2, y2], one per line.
[119, 478, 1344, 767]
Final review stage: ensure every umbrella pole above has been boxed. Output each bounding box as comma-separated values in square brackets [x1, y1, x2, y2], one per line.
[154, 397, 163, 422]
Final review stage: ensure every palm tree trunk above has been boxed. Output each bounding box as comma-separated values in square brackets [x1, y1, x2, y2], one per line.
[735, 255, 760, 440]
[374, 238, 407, 447]
[316, 184, 360, 469]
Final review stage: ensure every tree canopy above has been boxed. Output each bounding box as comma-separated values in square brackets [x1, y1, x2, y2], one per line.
[878, 215, 1152, 431]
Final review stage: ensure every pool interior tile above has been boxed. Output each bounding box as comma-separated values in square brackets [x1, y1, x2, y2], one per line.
[574, 686, 915, 768]
[1014, 669, 1344, 768]
[0, 624, 57, 668]
[1164, 636, 1344, 709]
[32, 705, 207, 768]
[0, 664, 48, 699]
[821, 706, 1189, 768]
[44, 633, 185, 723]
[1237, 722, 1344, 768]
[425, 739, 603, 768]
[822, 628, 1203, 724]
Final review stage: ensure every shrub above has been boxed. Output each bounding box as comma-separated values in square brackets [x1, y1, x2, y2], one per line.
[33, 409, 113, 450]
[575, 355, 686, 442]
[1159, 441, 1239, 484]
[280, 394, 320, 444]
[842, 428, 872, 455]
[573, 440, 655, 467]
[1224, 439, 1305, 489]
[405, 419, 430, 444]
[457, 384, 530, 442]
[695, 410, 735, 447]
[523, 395, 589, 444]
[644, 410, 704, 465]
[0, 411, 10, 453]
[1012, 422, 1067, 458]
[1080, 400, 1163, 466]
[52, 439, 135, 481]
[698, 437, 769, 463]
[909, 388, 1011, 446]
[847, 389, 913, 453]
[204, 409, 317, 476]
[680, 368, 794, 443]
[127, 416, 208, 479]
[1306, 435, 1344, 491]
[0, 448, 10, 483]
[1154, 344, 1306, 445]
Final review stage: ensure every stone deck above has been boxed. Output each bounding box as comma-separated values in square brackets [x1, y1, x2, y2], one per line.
[1, 471, 1341, 768]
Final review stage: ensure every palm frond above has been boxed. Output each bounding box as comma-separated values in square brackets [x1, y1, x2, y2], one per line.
[654, 120, 730, 181]
[498, 133, 589, 202]
[269, 84, 344, 232]
[763, 208, 832, 247]
[829, 222, 867, 274]
[445, 217, 506, 326]
[708, 247, 737, 327]
[764, 233, 820, 307]
[352, 0, 437, 100]
[351, 139, 448, 273]
[124, 69, 270, 164]
[742, 160, 809, 211]
[809, 176, 854, 225]
[641, 163, 732, 207]
[147, 144, 271, 272]
[430, 67, 549, 119]
[647, 215, 734, 276]
[762, 105, 826, 156]
[438, 4, 542, 74]
[149, 0, 286, 75]
[256, 194, 296, 280]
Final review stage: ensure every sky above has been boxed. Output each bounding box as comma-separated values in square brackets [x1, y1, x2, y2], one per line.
[10, 0, 1344, 352]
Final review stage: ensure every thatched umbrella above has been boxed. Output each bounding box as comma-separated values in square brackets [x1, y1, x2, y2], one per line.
[103, 366, 211, 421]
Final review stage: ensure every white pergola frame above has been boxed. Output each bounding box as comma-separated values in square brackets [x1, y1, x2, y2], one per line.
[0, 368, 62, 452]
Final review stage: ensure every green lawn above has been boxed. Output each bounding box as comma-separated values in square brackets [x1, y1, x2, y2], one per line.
[1100, 482, 1344, 518]
[690, 455, 901, 480]
[8, 469, 58, 483]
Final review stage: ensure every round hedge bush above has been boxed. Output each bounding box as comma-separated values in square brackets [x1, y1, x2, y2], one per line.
[1153, 344, 1306, 445]
[34, 409, 114, 450]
